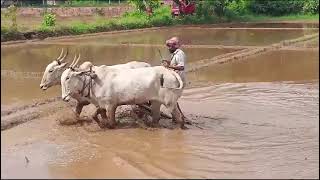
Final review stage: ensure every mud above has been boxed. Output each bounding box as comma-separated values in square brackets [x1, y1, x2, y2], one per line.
[1, 82, 318, 179]
[1, 23, 319, 179]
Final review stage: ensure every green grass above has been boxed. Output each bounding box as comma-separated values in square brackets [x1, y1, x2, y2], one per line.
[237, 14, 319, 22]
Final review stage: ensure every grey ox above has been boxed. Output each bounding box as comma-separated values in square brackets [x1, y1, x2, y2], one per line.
[60, 63, 186, 129]
[40, 49, 151, 120]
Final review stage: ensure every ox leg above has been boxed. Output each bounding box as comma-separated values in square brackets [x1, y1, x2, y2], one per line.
[92, 108, 101, 125]
[106, 105, 117, 129]
[92, 107, 106, 121]
[171, 104, 187, 129]
[75, 100, 90, 118]
[92, 108, 106, 126]
[150, 101, 161, 127]
[98, 108, 107, 119]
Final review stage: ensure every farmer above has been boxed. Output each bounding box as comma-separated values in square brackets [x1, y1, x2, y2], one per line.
[162, 36, 187, 87]
[162, 36, 187, 121]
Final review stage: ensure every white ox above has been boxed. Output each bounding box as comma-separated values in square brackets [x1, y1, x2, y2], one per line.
[61, 64, 186, 129]
[39, 49, 151, 119]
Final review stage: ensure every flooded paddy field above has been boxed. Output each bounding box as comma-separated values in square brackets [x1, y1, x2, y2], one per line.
[187, 49, 319, 84]
[1, 23, 319, 179]
[56, 26, 318, 46]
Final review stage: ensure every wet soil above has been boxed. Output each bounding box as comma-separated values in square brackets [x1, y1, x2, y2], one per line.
[1, 81, 318, 179]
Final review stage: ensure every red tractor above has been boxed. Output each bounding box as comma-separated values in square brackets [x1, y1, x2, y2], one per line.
[171, 0, 196, 16]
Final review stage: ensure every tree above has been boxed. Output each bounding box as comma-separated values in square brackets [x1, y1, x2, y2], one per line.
[195, 0, 232, 17]
[128, 0, 160, 12]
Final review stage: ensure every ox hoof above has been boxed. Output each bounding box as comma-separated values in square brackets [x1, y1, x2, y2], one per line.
[107, 123, 116, 129]
[92, 115, 100, 124]
[151, 123, 160, 128]
[97, 121, 108, 129]
[180, 124, 188, 130]
[145, 121, 155, 127]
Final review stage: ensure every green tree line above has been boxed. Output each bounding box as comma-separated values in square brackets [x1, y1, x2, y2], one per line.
[128, 0, 318, 17]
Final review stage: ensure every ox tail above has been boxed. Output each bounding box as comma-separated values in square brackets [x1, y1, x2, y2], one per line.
[160, 70, 184, 90]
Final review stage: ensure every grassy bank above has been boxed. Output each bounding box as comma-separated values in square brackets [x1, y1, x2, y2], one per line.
[1, 6, 319, 42]
[239, 14, 319, 22]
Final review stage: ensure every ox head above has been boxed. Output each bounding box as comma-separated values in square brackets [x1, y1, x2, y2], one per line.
[61, 54, 86, 102]
[40, 48, 69, 90]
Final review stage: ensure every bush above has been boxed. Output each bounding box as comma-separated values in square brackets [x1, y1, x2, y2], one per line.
[120, 6, 174, 27]
[195, 0, 242, 17]
[38, 25, 54, 33]
[227, 0, 250, 15]
[2, 4, 18, 31]
[210, 0, 230, 17]
[122, 10, 149, 19]
[248, 0, 305, 16]
[42, 13, 56, 27]
[117, 17, 150, 29]
[127, 0, 161, 12]
[303, 0, 319, 14]
[149, 6, 174, 26]
[195, 1, 214, 18]
[1, 25, 23, 41]
[68, 22, 99, 34]
[1, 26, 9, 34]
[118, 10, 150, 29]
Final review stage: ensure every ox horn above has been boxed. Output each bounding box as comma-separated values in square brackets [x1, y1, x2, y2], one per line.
[56, 48, 64, 60]
[72, 53, 81, 68]
[69, 54, 78, 68]
[58, 48, 68, 62]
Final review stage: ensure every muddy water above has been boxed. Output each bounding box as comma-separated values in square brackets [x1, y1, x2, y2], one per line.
[188, 49, 319, 85]
[1, 44, 238, 105]
[1, 44, 238, 72]
[1, 77, 60, 106]
[1, 25, 319, 178]
[59, 27, 317, 46]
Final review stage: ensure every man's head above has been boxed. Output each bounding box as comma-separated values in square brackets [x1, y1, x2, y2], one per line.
[166, 36, 180, 53]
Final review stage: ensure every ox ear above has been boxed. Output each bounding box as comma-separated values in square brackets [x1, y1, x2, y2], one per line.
[58, 62, 68, 68]
[74, 71, 87, 76]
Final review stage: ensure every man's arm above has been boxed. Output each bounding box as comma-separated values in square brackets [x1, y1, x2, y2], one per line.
[161, 60, 184, 70]
[168, 64, 184, 71]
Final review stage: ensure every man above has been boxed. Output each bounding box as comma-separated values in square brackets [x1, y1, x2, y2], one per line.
[162, 36, 187, 121]
[162, 36, 186, 87]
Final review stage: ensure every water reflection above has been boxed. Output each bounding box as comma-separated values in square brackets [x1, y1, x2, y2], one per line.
[60, 28, 318, 46]
[188, 49, 319, 84]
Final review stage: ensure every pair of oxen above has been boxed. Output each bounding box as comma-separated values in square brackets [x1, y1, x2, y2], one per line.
[40, 49, 186, 129]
